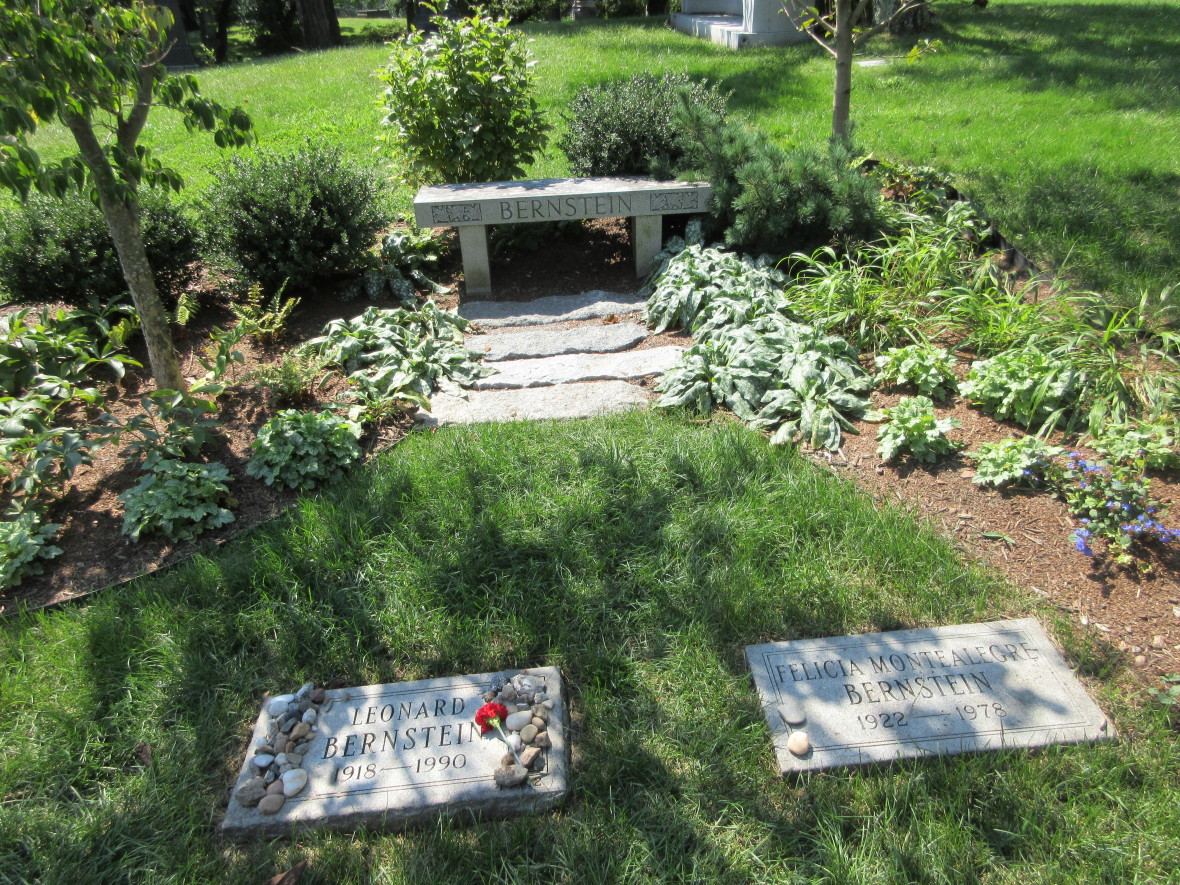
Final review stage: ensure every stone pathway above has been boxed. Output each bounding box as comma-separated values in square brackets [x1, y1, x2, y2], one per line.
[417, 292, 682, 427]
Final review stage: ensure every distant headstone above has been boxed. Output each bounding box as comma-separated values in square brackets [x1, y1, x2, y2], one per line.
[746, 618, 1115, 774]
[222, 667, 568, 838]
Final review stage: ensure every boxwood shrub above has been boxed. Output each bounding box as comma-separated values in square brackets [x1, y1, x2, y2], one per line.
[560, 72, 729, 177]
[201, 142, 389, 294]
[0, 191, 200, 307]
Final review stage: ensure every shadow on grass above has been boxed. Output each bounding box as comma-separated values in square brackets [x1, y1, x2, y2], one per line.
[16, 414, 1142, 884]
[937, 2, 1180, 113]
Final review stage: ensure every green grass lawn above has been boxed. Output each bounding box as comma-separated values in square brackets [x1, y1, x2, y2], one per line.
[1, 412, 1177, 883]
[12, 1, 1178, 308]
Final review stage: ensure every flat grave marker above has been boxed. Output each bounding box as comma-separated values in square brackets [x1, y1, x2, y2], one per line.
[222, 667, 568, 839]
[746, 618, 1115, 774]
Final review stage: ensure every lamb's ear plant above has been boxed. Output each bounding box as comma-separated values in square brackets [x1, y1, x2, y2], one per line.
[874, 344, 958, 400]
[643, 244, 788, 334]
[350, 223, 447, 304]
[968, 436, 1064, 488]
[876, 396, 961, 463]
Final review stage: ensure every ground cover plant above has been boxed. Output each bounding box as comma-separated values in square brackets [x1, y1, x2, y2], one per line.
[0, 413, 1177, 884]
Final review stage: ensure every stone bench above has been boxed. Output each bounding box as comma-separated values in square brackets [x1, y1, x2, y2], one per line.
[413, 177, 712, 297]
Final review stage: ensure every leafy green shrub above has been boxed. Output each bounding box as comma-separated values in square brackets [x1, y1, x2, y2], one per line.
[377, 8, 548, 185]
[876, 395, 961, 462]
[100, 389, 222, 470]
[202, 142, 389, 293]
[595, 0, 646, 16]
[1, 510, 62, 590]
[2, 428, 93, 515]
[246, 409, 363, 490]
[874, 344, 958, 400]
[674, 101, 880, 257]
[560, 72, 728, 177]
[960, 346, 1085, 431]
[118, 459, 235, 542]
[481, 0, 564, 21]
[0, 191, 199, 307]
[358, 21, 405, 42]
[1, 305, 138, 399]
[308, 303, 490, 406]
[968, 436, 1063, 488]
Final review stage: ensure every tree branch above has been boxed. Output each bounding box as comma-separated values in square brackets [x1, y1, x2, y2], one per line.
[118, 64, 157, 155]
[788, 2, 837, 55]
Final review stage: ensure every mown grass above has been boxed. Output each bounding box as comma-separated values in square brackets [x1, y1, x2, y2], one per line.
[1, 412, 1176, 884]
[11, 1, 1177, 307]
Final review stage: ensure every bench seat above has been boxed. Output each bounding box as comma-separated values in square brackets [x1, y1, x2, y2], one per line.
[413, 177, 711, 297]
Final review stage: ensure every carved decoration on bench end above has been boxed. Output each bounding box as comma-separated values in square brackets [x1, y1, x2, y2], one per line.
[649, 192, 698, 212]
[432, 203, 482, 224]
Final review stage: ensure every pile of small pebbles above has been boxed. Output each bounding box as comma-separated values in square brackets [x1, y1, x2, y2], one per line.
[483, 672, 554, 788]
[234, 681, 328, 815]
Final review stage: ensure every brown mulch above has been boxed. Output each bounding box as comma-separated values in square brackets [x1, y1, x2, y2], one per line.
[4, 217, 1179, 679]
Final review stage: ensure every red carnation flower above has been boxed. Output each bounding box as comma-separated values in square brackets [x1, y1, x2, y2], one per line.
[475, 702, 508, 735]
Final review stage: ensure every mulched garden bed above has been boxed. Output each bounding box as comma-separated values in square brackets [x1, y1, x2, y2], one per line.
[4, 216, 1178, 681]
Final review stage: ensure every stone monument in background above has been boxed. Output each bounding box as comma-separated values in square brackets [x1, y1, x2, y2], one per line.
[670, 0, 809, 48]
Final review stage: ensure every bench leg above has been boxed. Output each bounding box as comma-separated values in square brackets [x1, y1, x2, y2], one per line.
[634, 215, 662, 278]
[458, 225, 492, 297]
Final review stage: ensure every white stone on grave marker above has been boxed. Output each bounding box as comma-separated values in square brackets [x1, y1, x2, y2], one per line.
[746, 618, 1114, 774]
[222, 667, 568, 838]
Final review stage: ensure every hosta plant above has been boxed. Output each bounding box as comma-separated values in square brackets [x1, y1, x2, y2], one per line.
[119, 459, 235, 543]
[1, 510, 62, 590]
[876, 396, 961, 463]
[874, 344, 958, 401]
[246, 410, 363, 491]
[968, 436, 1063, 488]
[960, 346, 1084, 431]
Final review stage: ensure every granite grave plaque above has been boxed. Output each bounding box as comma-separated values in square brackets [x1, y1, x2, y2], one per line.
[746, 619, 1114, 774]
[222, 667, 568, 838]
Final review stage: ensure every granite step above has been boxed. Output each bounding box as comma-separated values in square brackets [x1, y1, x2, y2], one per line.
[466, 322, 648, 362]
[473, 346, 685, 390]
[417, 381, 652, 427]
[460, 291, 646, 329]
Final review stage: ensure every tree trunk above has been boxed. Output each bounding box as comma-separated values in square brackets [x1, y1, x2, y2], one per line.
[831, 0, 856, 140]
[64, 114, 185, 393]
[100, 197, 187, 392]
[297, 0, 341, 49]
[212, 0, 234, 63]
[874, 0, 930, 34]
